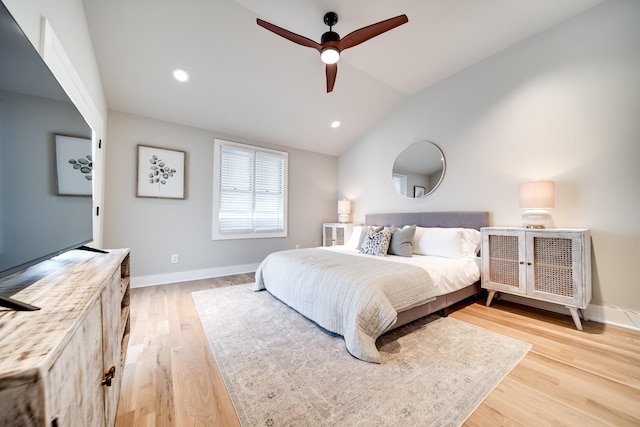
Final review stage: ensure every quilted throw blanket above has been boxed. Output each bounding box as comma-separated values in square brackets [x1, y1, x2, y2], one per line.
[251, 248, 437, 363]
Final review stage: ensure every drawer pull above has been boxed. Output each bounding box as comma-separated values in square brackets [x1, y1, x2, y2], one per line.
[102, 366, 116, 387]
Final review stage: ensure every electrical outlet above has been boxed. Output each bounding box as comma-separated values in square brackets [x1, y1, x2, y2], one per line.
[171, 254, 179, 263]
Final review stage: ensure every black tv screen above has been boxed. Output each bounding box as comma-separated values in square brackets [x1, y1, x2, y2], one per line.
[0, 3, 93, 284]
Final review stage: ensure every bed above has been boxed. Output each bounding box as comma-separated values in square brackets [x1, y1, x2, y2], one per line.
[252, 211, 490, 363]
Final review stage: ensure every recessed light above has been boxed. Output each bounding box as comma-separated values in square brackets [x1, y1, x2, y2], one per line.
[331, 121, 341, 128]
[171, 68, 189, 82]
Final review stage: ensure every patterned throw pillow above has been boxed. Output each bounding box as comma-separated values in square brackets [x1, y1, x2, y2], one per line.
[357, 226, 382, 250]
[359, 227, 392, 256]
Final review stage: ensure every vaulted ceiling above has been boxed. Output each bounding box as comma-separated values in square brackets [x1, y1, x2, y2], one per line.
[83, 0, 604, 156]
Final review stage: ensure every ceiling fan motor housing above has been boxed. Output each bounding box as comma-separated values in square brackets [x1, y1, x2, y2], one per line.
[322, 12, 340, 45]
[321, 30, 340, 44]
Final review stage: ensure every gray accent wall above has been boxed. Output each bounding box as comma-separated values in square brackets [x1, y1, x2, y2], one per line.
[103, 111, 338, 279]
[338, 0, 640, 314]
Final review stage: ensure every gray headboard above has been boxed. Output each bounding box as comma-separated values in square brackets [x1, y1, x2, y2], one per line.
[365, 211, 490, 231]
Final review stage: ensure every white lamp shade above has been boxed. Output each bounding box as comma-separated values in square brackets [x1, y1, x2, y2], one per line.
[519, 181, 555, 209]
[338, 200, 351, 214]
[520, 181, 554, 228]
[338, 200, 351, 223]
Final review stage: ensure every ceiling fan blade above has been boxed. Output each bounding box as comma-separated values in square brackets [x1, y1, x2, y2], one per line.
[337, 14, 408, 51]
[257, 18, 323, 52]
[326, 63, 337, 93]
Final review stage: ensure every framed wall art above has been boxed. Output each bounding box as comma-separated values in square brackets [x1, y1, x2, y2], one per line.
[136, 144, 186, 199]
[414, 186, 426, 198]
[55, 134, 93, 196]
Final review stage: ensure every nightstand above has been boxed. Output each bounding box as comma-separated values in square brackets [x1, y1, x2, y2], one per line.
[481, 227, 591, 330]
[322, 223, 355, 247]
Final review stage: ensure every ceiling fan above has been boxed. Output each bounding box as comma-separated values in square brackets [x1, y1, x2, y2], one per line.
[257, 12, 408, 93]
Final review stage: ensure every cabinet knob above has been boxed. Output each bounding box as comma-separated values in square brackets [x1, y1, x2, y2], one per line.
[102, 365, 116, 387]
[519, 261, 524, 265]
[527, 262, 532, 266]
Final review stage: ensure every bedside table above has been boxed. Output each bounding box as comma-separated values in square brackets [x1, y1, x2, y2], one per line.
[481, 227, 591, 330]
[322, 223, 355, 247]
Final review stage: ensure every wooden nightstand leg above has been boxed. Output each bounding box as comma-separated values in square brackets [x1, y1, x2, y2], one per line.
[567, 306, 584, 331]
[486, 290, 497, 307]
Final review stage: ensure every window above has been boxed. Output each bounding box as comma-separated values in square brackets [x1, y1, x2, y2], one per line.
[392, 173, 407, 196]
[212, 139, 288, 240]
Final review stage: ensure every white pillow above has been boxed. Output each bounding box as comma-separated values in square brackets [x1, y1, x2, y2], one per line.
[346, 225, 364, 249]
[461, 228, 482, 257]
[412, 227, 480, 258]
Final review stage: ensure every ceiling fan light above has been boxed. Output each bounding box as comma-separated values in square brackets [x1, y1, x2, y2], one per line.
[320, 47, 340, 64]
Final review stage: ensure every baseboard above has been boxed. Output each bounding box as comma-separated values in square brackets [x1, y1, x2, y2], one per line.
[131, 263, 260, 288]
[499, 294, 640, 332]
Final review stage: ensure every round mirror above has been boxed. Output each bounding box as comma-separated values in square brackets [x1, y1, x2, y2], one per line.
[392, 141, 445, 198]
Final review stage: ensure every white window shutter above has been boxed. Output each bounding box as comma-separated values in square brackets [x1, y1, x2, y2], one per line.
[213, 139, 288, 240]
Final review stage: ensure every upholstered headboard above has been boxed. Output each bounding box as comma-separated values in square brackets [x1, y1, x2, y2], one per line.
[365, 211, 490, 231]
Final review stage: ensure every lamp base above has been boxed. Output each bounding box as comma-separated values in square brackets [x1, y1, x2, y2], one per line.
[521, 209, 551, 229]
[338, 213, 350, 223]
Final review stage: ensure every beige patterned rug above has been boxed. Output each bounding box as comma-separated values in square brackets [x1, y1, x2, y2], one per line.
[192, 284, 531, 426]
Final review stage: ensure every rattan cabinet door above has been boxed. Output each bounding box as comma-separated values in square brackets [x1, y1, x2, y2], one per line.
[323, 224, 334, 247]
[481, 228, 527, 295]
[526, 230, 590, 308]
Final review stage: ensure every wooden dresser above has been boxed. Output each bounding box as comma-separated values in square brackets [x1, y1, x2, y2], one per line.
[0, 248, 130, 427]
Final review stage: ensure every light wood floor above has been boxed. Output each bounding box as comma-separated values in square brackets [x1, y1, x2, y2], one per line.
[115, 276, 640, 426]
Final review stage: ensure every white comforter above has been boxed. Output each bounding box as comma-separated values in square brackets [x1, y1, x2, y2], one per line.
[252, 248, 439, 363]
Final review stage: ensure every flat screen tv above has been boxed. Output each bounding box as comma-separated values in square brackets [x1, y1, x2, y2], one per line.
[0, 3, 93, 310]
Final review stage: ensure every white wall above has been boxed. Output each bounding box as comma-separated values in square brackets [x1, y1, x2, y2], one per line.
[2, 0, 105, 113]
[339, 1, 640, 324]
[104, 111, 338, 284]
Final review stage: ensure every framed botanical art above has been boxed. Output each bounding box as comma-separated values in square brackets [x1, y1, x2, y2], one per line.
[55, 134, 93, 196]
[136, 144, 186, 199]
[414, 186, 426, 198]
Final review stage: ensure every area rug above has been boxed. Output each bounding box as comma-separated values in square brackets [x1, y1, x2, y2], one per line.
[192, 284, 531, 426]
